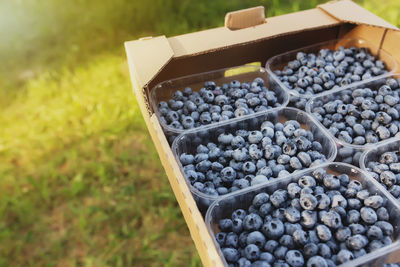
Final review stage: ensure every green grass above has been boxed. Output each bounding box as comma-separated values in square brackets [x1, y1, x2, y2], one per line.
[0, 54, 199, 266]
[0, 0, 399, 266]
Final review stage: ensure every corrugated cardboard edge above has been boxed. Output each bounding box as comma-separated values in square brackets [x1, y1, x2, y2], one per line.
[125, 42, 224, 267]
[124, 36, 174, 101]
[318, 0, 399, 31]
[224, 6, 266, 30]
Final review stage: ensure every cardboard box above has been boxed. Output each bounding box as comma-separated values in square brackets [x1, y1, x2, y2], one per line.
[125, 1, 400, 266]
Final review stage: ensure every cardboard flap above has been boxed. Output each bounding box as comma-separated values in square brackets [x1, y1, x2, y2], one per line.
[125, 36, 174, 87]
[224, 6, 266, 30]
[318, 0, 398, 31]
[168, 8, 339, 58]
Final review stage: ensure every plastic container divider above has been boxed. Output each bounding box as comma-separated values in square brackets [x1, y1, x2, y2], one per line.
[172, 107, 337, 213]
[306, 74, 400, 167]
[151, 65, 289, 143]
[265, 38, 398, 109]
[205, 162, 400, 267]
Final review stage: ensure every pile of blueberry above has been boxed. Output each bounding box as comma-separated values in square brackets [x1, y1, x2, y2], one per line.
[179, 120, 327, 197]
[273, 46, 388, 109]
[311, 78, 400, 146]
[215, 168, 394, 266]
[158, 78, 281, 130]
[366, 150, 400, 201]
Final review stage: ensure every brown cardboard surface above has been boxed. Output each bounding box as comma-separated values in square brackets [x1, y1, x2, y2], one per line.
[382, 30, 400, 69]
[124, 36, 173, 93]
[168, 8, 339, 58]
[224, 6, 265, 30]
[152, 26, 341, 91]
[318, 0, 398, 31]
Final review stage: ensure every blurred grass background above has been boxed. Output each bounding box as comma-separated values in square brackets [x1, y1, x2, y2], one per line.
[0, 0, 399, 266]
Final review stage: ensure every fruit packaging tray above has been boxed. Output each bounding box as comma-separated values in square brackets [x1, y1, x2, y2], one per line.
[151, 65, 289, 143]
[206, 162, 400, 267]
[306, 74, 400, 167]
[172, 107, 337, 213]
[266, 38, 398, 110]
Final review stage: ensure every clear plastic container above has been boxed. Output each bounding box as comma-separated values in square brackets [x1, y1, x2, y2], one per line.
[306, 74, 400, 167]
[151, 65, 289, 143]
[171, 107, 337, 213]
[265, 38, 398, 110]
[205, 162, 400, 267]
[360, 138, 400, 171]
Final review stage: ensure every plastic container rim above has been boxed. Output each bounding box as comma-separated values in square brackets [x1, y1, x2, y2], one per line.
[150, 64, 290, 135]
[171, 107, 338, 203]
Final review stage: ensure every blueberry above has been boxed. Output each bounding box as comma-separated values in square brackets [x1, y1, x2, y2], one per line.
[316, 193, 331, 210]
[243, 213, 263, 231]
[244, 244, 260, 261]
[282, 141, 297, 156]
[225, 232, 239, 248]
[222, 247, 240, 262]
[262, 219, 284, 239]
[264, 240, 279, 253]
[301, 210, 317, 229]
[347, 210, 361, 224]
[284, 223, 301, 236]
[367, 239, 384, 252]
[303, 243, 318, 258]
[318, 243, 332, 258]
[285, 250, 304, 267]
[323, 175, 340, 190]
[346, 234, 368, 250]
[306, 256, 328, 267]
[360, 207, 378, 224]
[321, 211, 342, 229]
[364, 195, 384, 209]
[259, 252, 274, 264]
[184, 169, 198, 183]
[270, 190, 288, 208]
[274, 246, 288, 260]
[375, 221, 394, 235]
[298, 176, 317, 188]
[350, 223, 366, 235]
[381, 171, 397, 187]
[248, 131, 263, 144]
[300, 194, 318, 210]
[232, 219, 244, 233]
[367, 225, 384, 240]
[292, 229, 309, 245]
[221, 167, 237, 183]
[331, 195, 347, 209]
[376, 207, 389, 221]
[180, 153, 195, 165]
[336, 249, 354, 264]
[285, 206, 301, 223]
[246, 231, 266, 248]
[335, 227, 351, 242]
[251, 260, 271, 267]
[348, 180, 363, 192]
